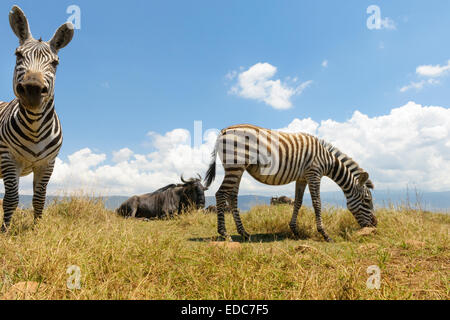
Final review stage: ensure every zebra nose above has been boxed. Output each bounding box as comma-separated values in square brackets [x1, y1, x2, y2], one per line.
[17, 71, 48, 97]
[16, 81, 47, 107]
[371, 215, 378, 227]
[18, 81, 48, 94]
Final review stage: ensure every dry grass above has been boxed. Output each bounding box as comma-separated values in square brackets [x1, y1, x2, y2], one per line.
[0, 197, 448, 300]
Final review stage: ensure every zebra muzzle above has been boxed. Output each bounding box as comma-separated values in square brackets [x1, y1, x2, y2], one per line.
[16, 72, 48, 108]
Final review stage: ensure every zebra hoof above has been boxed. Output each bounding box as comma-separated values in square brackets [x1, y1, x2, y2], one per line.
[325, 237, 334, 243]
[240, 232, 251, 242]
[217, 233, 232, 242]
[290, 229, 301, 239]
[1, 224, 8, 234]
[221, 235, 233, 242]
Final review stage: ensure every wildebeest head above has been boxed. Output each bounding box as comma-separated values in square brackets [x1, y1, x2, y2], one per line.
[179, 175, 208, 210]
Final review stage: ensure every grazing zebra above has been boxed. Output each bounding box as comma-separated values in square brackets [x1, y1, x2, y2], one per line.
[204, 124, 377, 242]
[0, 6, 74, 232]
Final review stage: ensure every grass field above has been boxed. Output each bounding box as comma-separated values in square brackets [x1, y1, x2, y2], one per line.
[0, 197, 448, 300]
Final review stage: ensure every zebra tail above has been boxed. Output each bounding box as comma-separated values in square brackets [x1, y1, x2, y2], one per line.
[204, 138, 219, 188]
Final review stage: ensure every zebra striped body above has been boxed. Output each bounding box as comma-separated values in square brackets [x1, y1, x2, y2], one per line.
[205, 124, 376, 242]
[0, 99, 62, 177]
[1, 6, 73, 232]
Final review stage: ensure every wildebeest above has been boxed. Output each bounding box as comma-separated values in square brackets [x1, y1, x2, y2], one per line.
[205, 205, 217, 213]
[116, 176, 208, 219]
[270, 196, 294, 206]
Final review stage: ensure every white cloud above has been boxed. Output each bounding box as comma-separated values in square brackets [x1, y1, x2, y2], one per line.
[225, 70, 238, 81]
[7, 102, 450, 198]
[279, 102, 450, 192]
[416, 60, 450, 78]
[229, 63, 312, 110]
[322, 60, 328, 68]
[278, 118, 319, 135]
[400, 79, 440, 92]
[112, 148, 134, 163]
[401, 59, 449, 92]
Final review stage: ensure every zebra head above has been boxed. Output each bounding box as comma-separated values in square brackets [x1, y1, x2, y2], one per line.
[9, 6, 74, 111]
[348, 171, 377, 228]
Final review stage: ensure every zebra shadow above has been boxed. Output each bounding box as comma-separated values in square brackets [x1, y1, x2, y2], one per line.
[188, 231, 302, 243]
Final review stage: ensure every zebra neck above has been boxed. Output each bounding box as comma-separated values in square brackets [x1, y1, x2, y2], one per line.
[326, 157, 361, 198]
[17, 98, 56, 133]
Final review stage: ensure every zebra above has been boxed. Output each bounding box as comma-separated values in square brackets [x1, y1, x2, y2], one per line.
[0, 6, 74, 232]
[204, 124, 377, 242]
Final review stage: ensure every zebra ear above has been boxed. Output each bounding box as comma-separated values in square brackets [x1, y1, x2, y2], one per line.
[9, 6, 32, 45]
[358, 172, 370, 187]
[49, 22, 74, 52]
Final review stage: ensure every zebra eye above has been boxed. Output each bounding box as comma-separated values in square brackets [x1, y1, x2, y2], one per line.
[15, 51, 24, 60]
[51, 60, 59, 69]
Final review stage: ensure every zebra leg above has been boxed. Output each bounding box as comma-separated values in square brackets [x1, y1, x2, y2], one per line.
[306, 173, 333, 242]
[1, 158, 21, 233]
[230, 181, 250, 241]
[215, 167, 245, 240]
[215, 186, 230, 240]
[32, 161, 55, 222]
[289, 179, 307, 238]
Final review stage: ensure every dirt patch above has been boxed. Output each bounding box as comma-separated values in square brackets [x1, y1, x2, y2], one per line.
[209, 241, 242, 250]
[355, 227, 377, 237]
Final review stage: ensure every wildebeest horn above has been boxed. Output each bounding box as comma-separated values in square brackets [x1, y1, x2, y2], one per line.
[197, 173, 202, 181]
[181, 175, 187, 184]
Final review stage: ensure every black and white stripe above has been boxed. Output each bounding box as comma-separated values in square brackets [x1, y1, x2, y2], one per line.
[205, 124, 377, 242]
[0, 6, 73, 232]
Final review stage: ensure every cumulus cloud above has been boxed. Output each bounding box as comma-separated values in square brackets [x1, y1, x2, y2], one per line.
[7, 102, 450, 197]
[229, 63, 312, 110]
[112, 148, 134, 163]
[279, 102, 450, 192]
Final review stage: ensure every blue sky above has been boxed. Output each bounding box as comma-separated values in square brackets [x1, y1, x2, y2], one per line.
[0, 1, 449, 196]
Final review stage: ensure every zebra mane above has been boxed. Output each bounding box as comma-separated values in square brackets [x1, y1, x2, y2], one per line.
[319, 139, 364, 179]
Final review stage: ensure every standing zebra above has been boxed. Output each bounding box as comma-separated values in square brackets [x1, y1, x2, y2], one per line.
[204, 124, 377, 242]
[0, 6, 74, 232]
